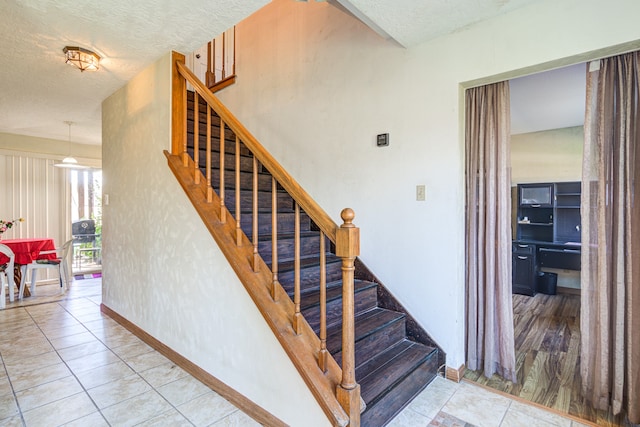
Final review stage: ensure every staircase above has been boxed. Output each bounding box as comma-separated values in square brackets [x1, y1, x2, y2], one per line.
[184, 90, 442, 426]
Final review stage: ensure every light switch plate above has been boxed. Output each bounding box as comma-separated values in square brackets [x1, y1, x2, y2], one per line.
[416, 185, 426, 201]
[376, 133, 389, 147]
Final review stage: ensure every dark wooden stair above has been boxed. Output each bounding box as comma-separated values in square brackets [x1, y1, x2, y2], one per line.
[187, 91, 441, 426]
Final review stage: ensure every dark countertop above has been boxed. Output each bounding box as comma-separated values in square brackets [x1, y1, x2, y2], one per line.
[514, 239, 581, 249]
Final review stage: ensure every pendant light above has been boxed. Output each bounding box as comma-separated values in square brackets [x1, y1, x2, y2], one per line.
[54, 121, 85, 168]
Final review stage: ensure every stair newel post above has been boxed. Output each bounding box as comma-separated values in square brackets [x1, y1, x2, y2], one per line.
[171, 52, 187, 165]
[252, 156, 260, 272]
[293, 202, 302, 335]
[271, 176, 279, 300]
[219, 120, 226, 222]
[319, 231, 328, 372]
[193, 93, 200, 184]
[235, 137, 242, 246]
[206, 106, 213, 203]
[336, 208, 361, 426]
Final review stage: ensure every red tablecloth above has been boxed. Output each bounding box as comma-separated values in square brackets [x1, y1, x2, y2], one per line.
[0, 238, 56, 265]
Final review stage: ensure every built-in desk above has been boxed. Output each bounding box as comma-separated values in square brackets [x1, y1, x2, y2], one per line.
[512, 239, 581, 296]
[513, 181, 582, 296]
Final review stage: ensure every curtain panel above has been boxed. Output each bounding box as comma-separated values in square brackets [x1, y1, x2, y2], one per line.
[465, 82, 517, 383]
[581, 51, 640, 423]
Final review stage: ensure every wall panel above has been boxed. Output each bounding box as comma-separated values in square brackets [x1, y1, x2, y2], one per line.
[0, 151, 71, 281]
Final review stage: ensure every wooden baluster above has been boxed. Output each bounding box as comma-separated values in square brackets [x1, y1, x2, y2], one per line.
[182, 84, 188, 166]
[206, 41, 213, 87]
[335, 208, 361, 426]
[235, 137, 242, 246]
[194, 93, 200, 184]
[171, 53, 186, 160]
[206, 106, 213, 202]
[293, 202, 302, 335]
[212, 37, 216, 84]
[219, 120, 226, 223]
[271, 176, 279, 300]
[319, 231, 328, 372]
[252, 156, 259, 272]
[222, 31, 226, 80]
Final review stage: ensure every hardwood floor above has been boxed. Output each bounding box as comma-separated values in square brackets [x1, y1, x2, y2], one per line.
[464, 292, 630, 427]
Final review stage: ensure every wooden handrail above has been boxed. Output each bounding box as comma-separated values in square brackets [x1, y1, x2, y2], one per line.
[174, 60, 339, 243]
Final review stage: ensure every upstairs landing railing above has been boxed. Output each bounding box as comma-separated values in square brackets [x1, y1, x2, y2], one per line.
[168, 51, 361, 426]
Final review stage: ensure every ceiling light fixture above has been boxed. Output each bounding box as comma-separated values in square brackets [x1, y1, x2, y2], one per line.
[63, 46, 100, 72]
[54, 121, 86, 169]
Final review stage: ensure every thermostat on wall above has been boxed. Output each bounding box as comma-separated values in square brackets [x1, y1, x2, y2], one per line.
[377, 133, 389, 147]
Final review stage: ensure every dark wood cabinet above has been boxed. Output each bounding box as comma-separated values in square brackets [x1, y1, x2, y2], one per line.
[512, 242, 536, 296]
[512, 181, 582, 295]
[554, 181, 581, 243]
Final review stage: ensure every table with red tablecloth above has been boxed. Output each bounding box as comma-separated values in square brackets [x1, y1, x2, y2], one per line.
[0, 238, 56, 298]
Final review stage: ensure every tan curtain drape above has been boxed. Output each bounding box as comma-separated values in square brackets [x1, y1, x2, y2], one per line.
[465, 82, 517, 383]
[581, 51, 640, 423]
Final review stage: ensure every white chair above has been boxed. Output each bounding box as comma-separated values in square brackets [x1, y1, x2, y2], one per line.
[0, 244, 15, 309]
[20, 239, 73, 300]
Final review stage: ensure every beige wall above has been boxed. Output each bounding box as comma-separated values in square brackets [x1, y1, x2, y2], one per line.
[101, 52, 329, 426]
[217, 0, 640, 368]
[511, 126, 583, 185]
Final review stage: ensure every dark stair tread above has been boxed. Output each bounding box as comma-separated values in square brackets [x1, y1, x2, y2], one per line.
[358, 340, 437, 405]
[299, 280, 377, 309]
[361, 359, 437, 427]
[257, 231, 318, 242]
[271, 254, 341, 272]
[326, 308, 406, 354]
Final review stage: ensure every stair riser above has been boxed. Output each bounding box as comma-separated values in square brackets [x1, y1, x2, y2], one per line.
[259, 235, 323, 264]
[278, 261, 343, 294]
[361, 358, 438, 427]
[209, 168, 273, 192]
[186, 131, 250, 157]
[303, 286, 378, 333]
[238, 213, 311, 236]
[223, 189, 294, 212]
[187, 106, 225, 127]
[333, 318, 407, 368]
[189, 148, 255, 172]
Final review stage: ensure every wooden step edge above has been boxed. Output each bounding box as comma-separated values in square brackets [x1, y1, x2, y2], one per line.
[355, 340, 415, 381]
[354, 309, 406, 341]
[358, 342, 438, 404]
[165, 152, 350, 427]
[326, 308, 406, 352]
[274, 254, 342, 272]
[299, 280, 377, 310]
[257, 230, 319, 242]
[360, 360, 438, 426]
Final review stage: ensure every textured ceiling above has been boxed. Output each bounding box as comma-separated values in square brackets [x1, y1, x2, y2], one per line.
[1, 0, 579, 148]
[335, 0, 539, 48]
[0, 0, 269, 145]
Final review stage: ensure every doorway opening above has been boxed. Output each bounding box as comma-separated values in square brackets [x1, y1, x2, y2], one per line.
[70, 168, 102, 275]
[464, 63, 628, 426]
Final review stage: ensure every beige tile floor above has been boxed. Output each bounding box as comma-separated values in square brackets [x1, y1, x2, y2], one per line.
[388, 377, 593, 427]
[1, 278, 595, 427]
